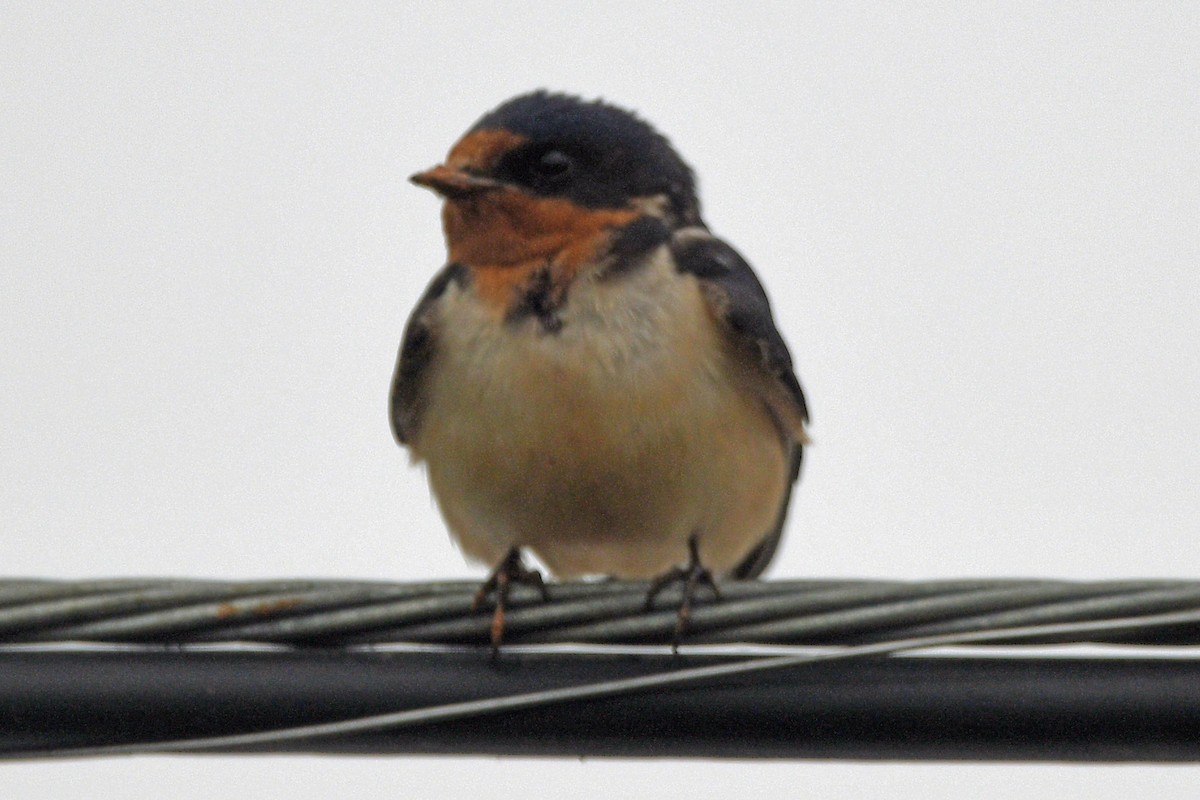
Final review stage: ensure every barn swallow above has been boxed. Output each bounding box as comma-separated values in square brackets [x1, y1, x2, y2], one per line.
[392, 91, 809, 648]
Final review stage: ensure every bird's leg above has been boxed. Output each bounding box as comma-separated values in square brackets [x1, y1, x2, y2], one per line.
[472, 546, 549, 653]
[644, 533, 722, 650]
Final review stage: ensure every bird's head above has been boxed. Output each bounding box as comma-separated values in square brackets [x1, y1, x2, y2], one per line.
[411, 91, 701, 269]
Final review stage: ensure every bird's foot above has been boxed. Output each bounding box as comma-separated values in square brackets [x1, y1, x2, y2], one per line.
[472, 547, 549, 654]
[644, 534, 722, 651]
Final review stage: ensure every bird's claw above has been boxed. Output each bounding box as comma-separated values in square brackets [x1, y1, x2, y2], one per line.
[472, 547, 549, 655]
[644, 535, 721, 651]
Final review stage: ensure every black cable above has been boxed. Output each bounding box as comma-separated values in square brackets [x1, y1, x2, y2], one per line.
[6, 608, 1200, 760]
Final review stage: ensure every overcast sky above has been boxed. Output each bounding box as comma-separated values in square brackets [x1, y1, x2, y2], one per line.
[3, 3, 1198, 797]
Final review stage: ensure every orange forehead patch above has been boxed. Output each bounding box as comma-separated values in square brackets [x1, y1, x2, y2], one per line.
[446, 129, 527, 172]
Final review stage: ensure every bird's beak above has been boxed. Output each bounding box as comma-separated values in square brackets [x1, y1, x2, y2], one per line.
[409, 165, 502, 199]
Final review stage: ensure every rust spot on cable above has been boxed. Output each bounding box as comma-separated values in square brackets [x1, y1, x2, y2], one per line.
[251, 598, 303, 616]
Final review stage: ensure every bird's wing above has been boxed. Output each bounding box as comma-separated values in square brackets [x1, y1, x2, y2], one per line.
[671, 230, 808, 578]
[389, 262, 468, 445]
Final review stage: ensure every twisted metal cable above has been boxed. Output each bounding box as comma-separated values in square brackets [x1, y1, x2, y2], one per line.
[5, 577, 1200, 761]
[2, 577, 1199, 647]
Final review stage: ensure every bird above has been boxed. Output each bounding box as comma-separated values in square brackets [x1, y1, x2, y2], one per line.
[391, 91, 809, 648]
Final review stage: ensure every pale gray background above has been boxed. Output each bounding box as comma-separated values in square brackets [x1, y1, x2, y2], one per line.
[2, 2, 1198, 796]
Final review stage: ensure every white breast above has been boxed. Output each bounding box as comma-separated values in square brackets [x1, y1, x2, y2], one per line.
[411, 248, 789, 578]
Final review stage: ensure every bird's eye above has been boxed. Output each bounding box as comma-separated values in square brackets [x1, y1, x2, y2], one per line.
[534, 150, 573, 179]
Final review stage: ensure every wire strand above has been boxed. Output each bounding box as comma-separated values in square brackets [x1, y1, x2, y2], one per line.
[3, 578, 1199, 647]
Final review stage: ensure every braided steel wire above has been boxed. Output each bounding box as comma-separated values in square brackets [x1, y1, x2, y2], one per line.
[5, 577, 1200, 760]
[2, 578, 1199, 646]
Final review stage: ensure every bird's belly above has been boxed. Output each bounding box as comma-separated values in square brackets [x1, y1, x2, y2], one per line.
[412, 269, 788, 578]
